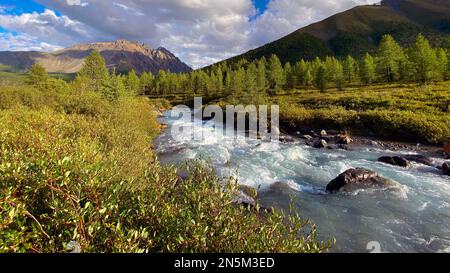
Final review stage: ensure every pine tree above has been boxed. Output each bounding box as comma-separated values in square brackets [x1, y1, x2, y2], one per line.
[77, 50, 109, 92]
[304, 68, 313, 87]
[25, 63, 48, 86]
[436, 48, 449, 81]
[343, 55, 357, 84]
[410, 34, 438, 83]
[125, 69, 140, 95]
[256, 57, 268, 94]
[360, 53, 376, 85]
[284, 62, 293, 89]
[245, 63, 258, 94]
[139, 71, 155, 95]
[294, 60, 307, 87]
[315, 65, 327, 92]
[376, 35, 405, 82]
[103, 69, 124, 101]
[267, 55, 285, 95]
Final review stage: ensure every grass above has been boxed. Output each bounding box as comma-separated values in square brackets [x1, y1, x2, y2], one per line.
[274, 82, 450, 144]
[0, 84, 331, 253]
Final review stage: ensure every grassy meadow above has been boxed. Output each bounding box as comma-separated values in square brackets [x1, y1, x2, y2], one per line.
[275, 82, 450, 144]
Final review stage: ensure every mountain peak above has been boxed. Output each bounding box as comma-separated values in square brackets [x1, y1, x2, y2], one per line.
[0, 39, 192, 74]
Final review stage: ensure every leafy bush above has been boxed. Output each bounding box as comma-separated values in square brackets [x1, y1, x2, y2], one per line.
[0, 86, 331, 253]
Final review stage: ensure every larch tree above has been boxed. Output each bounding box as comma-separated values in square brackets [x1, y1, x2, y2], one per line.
[360, 53, 376, 85]
[376, 35, 405, 82]
[26, 63, 49, 86]
[77, 50, 109, 92]
[410, 34, 438, 83]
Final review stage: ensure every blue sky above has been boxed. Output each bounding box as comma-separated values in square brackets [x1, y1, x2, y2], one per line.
[0, 0, 377, 67]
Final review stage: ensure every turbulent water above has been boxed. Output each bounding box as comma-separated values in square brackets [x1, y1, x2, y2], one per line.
[154, 111, 450, 253]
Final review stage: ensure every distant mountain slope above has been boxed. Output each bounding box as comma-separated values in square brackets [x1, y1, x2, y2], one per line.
[224, 0, 450, 65]
[0, 40, 192, 74]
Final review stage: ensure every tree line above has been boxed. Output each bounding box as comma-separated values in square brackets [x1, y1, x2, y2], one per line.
[139, 33, 449, 104]
[26, 33, 449, 105]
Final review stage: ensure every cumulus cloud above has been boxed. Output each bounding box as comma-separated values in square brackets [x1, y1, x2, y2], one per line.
[0, 32, 62, 52]
[0, 8, 104, 47]
[1, 0, 380, 68]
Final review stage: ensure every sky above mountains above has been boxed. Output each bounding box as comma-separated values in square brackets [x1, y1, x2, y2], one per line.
[0, 0, 379, 68]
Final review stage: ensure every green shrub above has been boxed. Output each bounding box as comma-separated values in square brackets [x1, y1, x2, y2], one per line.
[0, 86, 331, 253]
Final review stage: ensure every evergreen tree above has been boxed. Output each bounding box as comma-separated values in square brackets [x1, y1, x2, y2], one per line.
[256, 57, 268, 94]
[315, 65, 328, 92]
[284, 62, 294, 89]
[125, 69, 140, 95]
[267, 54, 285, 95]
[360, 53, 376, 85]
[376, 35, 405, 82]
[245, 63, 258, 94]
[103, 69, 124, 101]
[343, 55, 357, 84]
[139, 71, 154, 95]
[77, 50, 109, 91]
[304, 68, 313, 87]
[436, 48, 449, 81]
[294, 60, 307, 87]
[410, 34, 438, 83]
[25, 63, 48, 86]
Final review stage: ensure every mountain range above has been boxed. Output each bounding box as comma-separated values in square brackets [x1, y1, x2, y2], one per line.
[223, 0, 450, 65]
[0, 39, 192, 74]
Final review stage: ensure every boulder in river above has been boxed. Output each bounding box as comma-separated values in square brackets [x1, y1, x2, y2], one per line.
[320, 130, 327, 137]
[402, 154, 434, 166]
[326, 168, 398, 193]
[378, 156, 410, 167]
[313, 139, 328, 149]
[443, 162, 450, 176]
[335, 135, 352, 145]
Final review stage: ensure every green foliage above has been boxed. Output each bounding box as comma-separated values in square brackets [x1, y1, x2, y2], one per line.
[267, 55, 285, 95]
[360, 53, 376, 84]
[76, 50, 109, 92]
[0, 86, 331, 253]
[277, 82, 450, 144]
[376, 35, 406, 82]
[25, 64, 48, 86]
[125, 70, 141, 95]
[409, 34, 439, 83]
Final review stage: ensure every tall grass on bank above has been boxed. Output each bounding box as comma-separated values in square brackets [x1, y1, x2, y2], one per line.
[276, 82, 450, 144]
[0, 86, 331, 253]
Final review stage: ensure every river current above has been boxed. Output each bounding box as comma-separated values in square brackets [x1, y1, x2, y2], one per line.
[154, 111, 450, 253]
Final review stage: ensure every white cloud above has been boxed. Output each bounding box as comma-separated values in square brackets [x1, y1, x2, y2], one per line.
[0, 32, 62, 52]
[66, 0, 89, 7]
[1, 0, 380, 68]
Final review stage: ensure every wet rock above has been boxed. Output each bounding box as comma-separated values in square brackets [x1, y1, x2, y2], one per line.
[369, 141, 379, 146]
[326, 168, 398, 193]
[320, 130, 327, 137]
[443, 162, 450, 176]
[337, 144, 350, 150]
[378, 156, 410, 168]
[402, 154, 434, 166]
[301, 134, 313, 140]
[313, 139, 328, 149]
[335, 135, 352, 145]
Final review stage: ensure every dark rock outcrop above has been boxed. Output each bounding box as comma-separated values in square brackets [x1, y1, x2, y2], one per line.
[313, 139, 328, 149]
[443, 162, 450, 176]
[326, 168, 398, 193]
[378, 156, 410, 167]
[402, 154, 434, 166]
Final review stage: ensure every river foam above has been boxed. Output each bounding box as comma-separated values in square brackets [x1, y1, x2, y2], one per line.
[154, 111, 450, 253]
